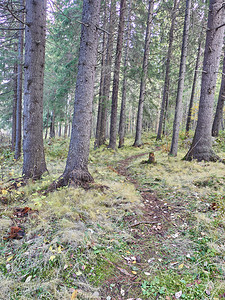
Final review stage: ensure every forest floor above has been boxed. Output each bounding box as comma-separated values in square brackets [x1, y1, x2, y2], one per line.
[0, 133, 225, 300]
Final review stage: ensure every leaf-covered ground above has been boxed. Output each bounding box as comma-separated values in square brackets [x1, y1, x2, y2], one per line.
[0, 133, 225, 299]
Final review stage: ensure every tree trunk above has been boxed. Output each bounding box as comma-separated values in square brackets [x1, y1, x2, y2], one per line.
[186, 35, 202, 135]
[108, 0, 126, 149]
[22, 0, 48, 179]
[15, 0, 25, 160]
[118, 0, 132, 148]
[133, 0, 154, 147]
[58, 122, 62, 137]
[12, 59, 18, 151]
[45, 109, 49, 140]
[212, 49, 225, 137]
[156, 0, 178, 140]
[99, 0, 116, 146]
[61, 0, 100, 186]
[185, 0, 225, 162]
[94, 0, 108, 149]
[50, 110, 55, 138]
[169, 0, 191, 156]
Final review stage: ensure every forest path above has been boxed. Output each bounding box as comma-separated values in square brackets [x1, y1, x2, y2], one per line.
[101, 152, 178, 299]
[115, 151, 175, 233]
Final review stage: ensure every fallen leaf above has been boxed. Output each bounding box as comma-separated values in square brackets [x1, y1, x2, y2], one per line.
[120, 288, 125, 296]
[25, 275, 32, 283]
[175, 290, 182, 299]
[178, 263, 184, 269]
[131, 271, 137, 275]
[3, 226, 25, 240]
[71, 290, 78, 300]
[49, 255, 56, 261]
[144, 272, 151, 276]
[205, 289, 211, 296]
[76, 270, 82, 276]
[117, 266, 134, 277]
[6, 255, 14, 262]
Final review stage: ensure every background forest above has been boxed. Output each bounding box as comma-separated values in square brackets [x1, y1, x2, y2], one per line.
[1, 0, 224, 145]
[0, 0, 225, 299]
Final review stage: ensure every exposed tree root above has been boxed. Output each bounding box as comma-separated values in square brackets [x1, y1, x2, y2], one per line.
[184, 149, 225, 163]
[44, 168, 110, 195]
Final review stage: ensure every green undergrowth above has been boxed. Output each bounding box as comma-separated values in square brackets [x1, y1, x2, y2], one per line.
[0, 132, 225, 299]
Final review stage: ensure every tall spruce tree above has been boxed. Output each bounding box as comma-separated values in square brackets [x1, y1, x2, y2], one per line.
[56, 0, 101, 186]
[133, 0, 154, 147]
[169, 0, 191, 156]
[185, 0, 225, 161]
[108, 0, 126, 150]
[212, 48, 225, 137]
[22, 0, 48, 179]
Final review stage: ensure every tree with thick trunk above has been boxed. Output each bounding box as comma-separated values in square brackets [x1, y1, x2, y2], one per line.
[156, 0, 178, 141]
[15, 0, 25, 160]
[118, 0, 132, 148]
[58, 0, 101, 186]
[169, 0, 191, 156]
[186, 35, 202, 135]
[108, 0, 126, 150]
[212, 49, 225, 137]
[133, 0, 154, 147]
[22, 0, 48, 179]
[185, 0, 225, 162]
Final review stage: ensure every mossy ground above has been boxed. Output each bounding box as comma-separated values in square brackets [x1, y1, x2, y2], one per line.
[0, 132, 225, 299]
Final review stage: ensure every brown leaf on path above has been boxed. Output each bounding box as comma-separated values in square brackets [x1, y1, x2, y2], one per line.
[14, 207, 38, 217]
[3, 226, 25, 240]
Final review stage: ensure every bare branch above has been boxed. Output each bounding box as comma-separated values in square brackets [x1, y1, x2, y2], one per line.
[5, 3, 27, 26]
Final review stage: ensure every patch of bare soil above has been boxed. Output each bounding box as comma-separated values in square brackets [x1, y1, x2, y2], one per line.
[100, 153, 180, 299]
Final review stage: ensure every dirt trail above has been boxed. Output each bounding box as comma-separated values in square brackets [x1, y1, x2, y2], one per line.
[101, 153, 176, 299]
[116, 152, 174, 233]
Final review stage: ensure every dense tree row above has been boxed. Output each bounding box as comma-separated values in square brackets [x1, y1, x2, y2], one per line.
[0, 0, 224, 183]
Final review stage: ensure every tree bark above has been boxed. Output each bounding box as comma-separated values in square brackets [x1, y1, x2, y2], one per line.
[212, 48, 225, 137]
[118, 0, 132, 148]
[156, 0, 178, 140]
[108, 0, 126, 150]
[22, 0, 48, 179]
[185, 0, 225, 162]
[58, 122, 62, 137]
[12, 59, 18, 151]
[45, 109, 49, 140]
[61, 0, 101, 186]
[50, 110, 55, 138]
[133, 0, 154, 147]
[15, 0, 24, 160]
[99, 0, 116, 146]
[94, 0, 108, 149]
[169, 0, 191, 156]
[186, 35, 202, 135]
